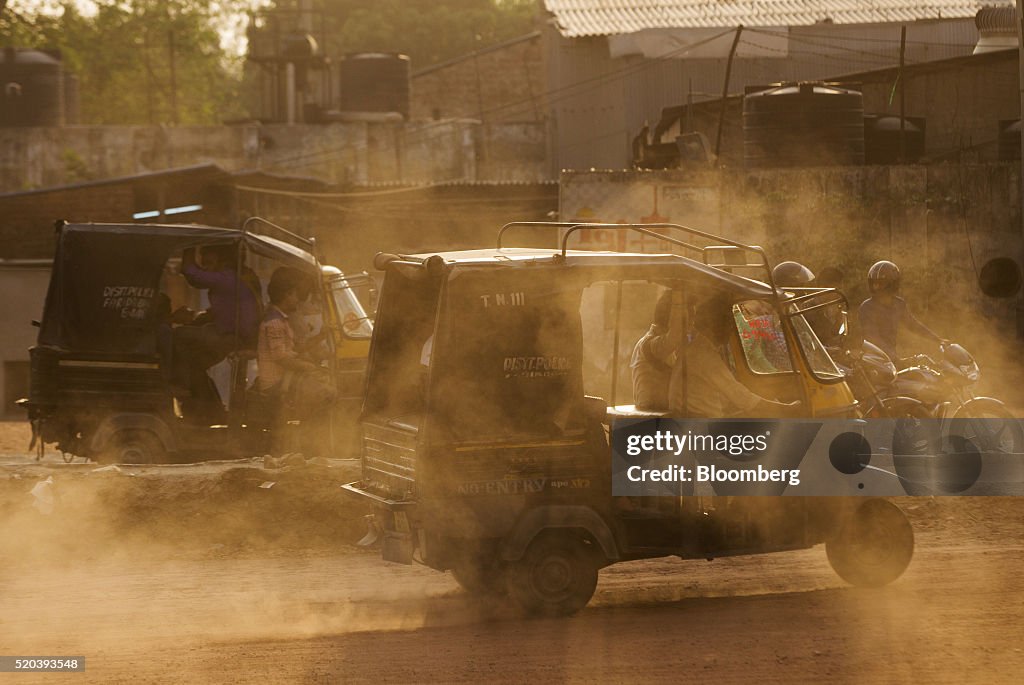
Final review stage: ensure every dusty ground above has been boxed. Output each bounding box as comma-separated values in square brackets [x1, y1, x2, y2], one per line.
[1, 420, 1022, 684]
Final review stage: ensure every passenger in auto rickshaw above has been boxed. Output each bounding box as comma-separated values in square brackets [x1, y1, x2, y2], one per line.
[285, 270, 331, 364]
[629, 289, 674, 412]
[256, 267, 336, 420]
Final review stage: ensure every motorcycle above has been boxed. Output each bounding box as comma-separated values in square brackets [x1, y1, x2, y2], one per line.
[885, 342, 1023, 494]
[890, 342, 1016, 422]
[831, 340, 930, 419]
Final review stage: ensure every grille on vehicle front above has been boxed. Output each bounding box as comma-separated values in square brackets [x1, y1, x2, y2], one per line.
[362, 421, 417, 497]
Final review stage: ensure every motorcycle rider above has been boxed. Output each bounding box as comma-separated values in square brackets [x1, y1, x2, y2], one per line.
[858, 260, 944, 364]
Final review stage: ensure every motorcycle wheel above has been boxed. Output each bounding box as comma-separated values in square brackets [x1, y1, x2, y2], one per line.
[887, 399, 946, 496]
[953, 400, 1024, 453]
[952, 400, 1024, 494]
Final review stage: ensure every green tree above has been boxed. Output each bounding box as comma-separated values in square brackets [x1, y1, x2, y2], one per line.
[261, 1, 539, 69]
[1, 1, 246, 124]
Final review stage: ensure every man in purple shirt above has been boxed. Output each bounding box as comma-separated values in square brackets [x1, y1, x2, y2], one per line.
[172, 244, 261, 398]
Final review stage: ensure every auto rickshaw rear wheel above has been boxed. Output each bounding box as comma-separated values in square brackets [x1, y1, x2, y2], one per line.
[506, 532, 599, 616]
[450, 559, 507, 597]
[97, 429, 167, 465]
[826, 499, 914, 588]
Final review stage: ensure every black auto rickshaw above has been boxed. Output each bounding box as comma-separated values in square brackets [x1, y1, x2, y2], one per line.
[343, 222, 914, 616]
[23, 219, 373, 463]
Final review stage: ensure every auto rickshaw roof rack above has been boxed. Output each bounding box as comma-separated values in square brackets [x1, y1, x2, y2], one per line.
[241, 216, 316, 254]
[778, 286, 848, 317]
[497, 221, 777, 290]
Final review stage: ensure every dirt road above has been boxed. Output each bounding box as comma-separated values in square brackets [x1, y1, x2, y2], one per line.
[2, 498, 1022, 684]
[2, 424, 1021, 684]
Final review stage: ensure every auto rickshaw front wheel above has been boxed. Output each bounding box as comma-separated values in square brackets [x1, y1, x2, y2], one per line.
[826, 499, 914, 588]
[96, 429, 167, 465]
[505, 532, 599, 617]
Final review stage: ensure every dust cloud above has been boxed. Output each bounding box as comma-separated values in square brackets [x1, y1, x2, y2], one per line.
[706, 167, 1023, 413]
[0, 446, 385, 654]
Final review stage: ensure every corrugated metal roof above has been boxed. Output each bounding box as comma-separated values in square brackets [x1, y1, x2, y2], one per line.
[545, 1, 1011, 37]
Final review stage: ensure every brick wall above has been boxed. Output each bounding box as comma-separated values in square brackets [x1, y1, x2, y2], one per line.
[411, 33, 546, 123]
[0, 174, 236, 260]
[0, 185, 135, 259]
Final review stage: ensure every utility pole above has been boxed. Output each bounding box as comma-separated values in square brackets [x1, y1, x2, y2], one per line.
[143, 33, 155, 125]
[715, 25, 743, 160]
[898, 26, 907, 163]
[1017, 1, 1024, 337]
[686, 78, 693, 133]
[1017, 1, 1024, 230]
[167, 29, 179, 125]
[472, 32, 487, 169]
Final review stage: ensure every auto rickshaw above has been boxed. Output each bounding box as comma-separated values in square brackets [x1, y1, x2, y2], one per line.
[23, 219, 373, 463]
[343, 222, 915, 616]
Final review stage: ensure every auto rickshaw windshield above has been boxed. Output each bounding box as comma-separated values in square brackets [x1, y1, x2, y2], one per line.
[330, 279, 373, 339]
[790, 313, 844, 382]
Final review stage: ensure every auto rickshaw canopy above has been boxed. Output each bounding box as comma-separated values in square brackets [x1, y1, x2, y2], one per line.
[38, 222, 319, 356]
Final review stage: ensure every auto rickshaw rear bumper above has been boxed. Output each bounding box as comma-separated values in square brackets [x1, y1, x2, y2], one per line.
[341, 481, 418, 564]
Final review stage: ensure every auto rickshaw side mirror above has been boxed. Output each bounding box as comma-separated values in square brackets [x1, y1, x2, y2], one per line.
[836, 311, 848, 337]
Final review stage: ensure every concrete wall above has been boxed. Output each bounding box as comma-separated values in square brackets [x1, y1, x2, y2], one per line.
[0, 120, 551, 193]
[0, 263, 51, 417]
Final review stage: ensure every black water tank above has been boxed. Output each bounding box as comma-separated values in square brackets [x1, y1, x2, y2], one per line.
[0, 47, 65, 126]
[338, 53, 410, 119]
[743, 82, 864, 168]
[998, 120, 1020, 161]
[864, 115, 926, 164]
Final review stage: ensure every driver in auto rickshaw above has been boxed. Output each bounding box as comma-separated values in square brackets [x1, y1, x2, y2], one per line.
[632, 292, 800, 417]
[171, 244, 261, 401]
